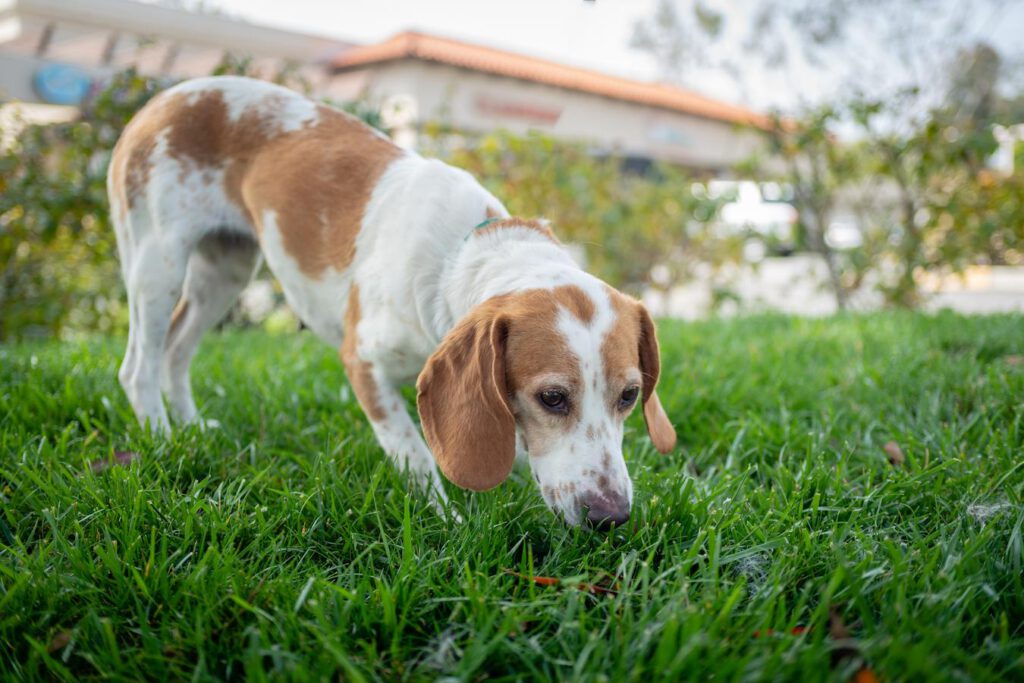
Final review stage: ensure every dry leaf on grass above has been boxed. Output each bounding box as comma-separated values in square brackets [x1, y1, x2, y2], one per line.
[753, 625, 809, 638]
[47, 630, 71, 653]
[89, 450, 141, 473]
[829, 607, 880, 682]
[882, 441, 904, 466]
[504, 569, 618, 596]
[853, 668, 881, 683]
[1004, 355, 1024, 367]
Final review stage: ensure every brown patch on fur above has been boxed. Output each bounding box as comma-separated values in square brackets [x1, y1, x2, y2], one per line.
[585, 425, 596, 440]
[111, 87, 401, 278]
[477, 218, 559, 243]
[160, 91, 299, 225]
[602, 288, 676, 453]
[340, 285, 386, 422]
[108, 90, 175, 220]
[485, 206, 503, 219]
[496, 284, 595, 393]
[242, 104, 400, 276]
[551, 285, 594, 324]
[601, 289, 643, 385]
[501, 291, 580, 395]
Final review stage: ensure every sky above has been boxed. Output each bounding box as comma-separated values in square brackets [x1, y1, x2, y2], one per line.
[189, 0, 1024, 113]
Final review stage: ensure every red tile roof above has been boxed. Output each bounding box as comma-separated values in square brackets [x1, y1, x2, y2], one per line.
[332, 31, 770, 129]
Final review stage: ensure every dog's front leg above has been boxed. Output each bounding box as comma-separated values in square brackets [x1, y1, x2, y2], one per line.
[340, 345, 454, 518]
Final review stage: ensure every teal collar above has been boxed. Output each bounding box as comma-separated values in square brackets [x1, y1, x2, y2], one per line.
[466, 216, 502, 240]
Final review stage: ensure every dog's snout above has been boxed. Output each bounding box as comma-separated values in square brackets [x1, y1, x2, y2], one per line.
[582, 492, 630, 530]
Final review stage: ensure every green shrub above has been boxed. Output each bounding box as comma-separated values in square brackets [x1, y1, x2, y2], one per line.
[0, 69, 161, 340]
[428, 127, 738, 295]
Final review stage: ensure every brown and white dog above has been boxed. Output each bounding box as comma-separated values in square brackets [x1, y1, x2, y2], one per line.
[108, 76, 676, 528]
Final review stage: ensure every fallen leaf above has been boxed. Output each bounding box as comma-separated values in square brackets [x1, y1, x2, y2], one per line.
[753, 625, 809, 638]
[506, 571, 559, 587]
[828, 608, 849, 636]
[828, 607, 856, 662]
[504, 569, 618, 596]
[90, 450, 141, 473]
[1005, 355, 1024, 367]
[47, 630, 71, 653]
[882, 441, 904, 466]
[829, 607, 881, 681]
[853, 667, 881, 683]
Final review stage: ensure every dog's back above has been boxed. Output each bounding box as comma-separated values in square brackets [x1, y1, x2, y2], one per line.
[108, 76, 400, 250]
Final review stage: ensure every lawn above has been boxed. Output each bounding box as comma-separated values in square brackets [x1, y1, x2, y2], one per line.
[1, 312, 1022, 681]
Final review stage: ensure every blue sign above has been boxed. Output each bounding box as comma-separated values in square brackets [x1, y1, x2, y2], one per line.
[33, 63, 93, 106]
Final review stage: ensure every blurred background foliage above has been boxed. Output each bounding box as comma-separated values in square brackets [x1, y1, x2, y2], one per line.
[743, 47, 1024, 311]
[0, 69, 160, 340]
[1, 32, 1022, 340]
[424, 126, 737, 293]
[0, 63, 745, 341]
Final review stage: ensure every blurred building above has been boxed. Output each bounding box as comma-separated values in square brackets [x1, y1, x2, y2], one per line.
[1, 0, 766, 173]
[328, 32, 768, 173]
[0, 0, 351, 136]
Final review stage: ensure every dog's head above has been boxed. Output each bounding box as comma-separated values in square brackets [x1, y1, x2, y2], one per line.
[417, 280, 675, 528]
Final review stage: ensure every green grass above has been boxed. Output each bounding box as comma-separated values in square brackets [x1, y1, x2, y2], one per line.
[1, 312, 1022, 681]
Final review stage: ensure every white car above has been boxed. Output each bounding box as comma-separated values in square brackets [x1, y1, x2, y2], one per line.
[702, 180, 799, 250]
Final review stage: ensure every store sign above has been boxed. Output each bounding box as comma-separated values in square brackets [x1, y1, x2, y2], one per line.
[475, 95, 562, 125]
[33, 63, 93, 106]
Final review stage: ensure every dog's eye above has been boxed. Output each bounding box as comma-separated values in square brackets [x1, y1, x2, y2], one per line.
[538, 389, 568, 413]
[619, 386, 640, 409]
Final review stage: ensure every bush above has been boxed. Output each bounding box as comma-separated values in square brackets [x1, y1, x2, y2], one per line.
[0, 69, 162, 340]
[428, 128, 738, 295]
[748, 95, 1024, 310]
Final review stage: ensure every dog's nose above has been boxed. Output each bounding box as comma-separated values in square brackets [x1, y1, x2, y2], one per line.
[582, 492, 630, 530]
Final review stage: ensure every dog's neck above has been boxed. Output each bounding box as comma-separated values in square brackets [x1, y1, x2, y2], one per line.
[433, 224, 582, 340]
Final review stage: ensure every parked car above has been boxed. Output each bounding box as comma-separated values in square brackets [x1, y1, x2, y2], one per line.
[702, 180, 799, 253]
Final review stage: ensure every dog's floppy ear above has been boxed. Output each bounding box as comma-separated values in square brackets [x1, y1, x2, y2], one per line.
[417, 302, 516, 491]
[636, 303, 677, 453]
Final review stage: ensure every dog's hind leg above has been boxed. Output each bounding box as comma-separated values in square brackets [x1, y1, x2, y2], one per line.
[120, 229, 191, 433]
[161, 232, 261, 424]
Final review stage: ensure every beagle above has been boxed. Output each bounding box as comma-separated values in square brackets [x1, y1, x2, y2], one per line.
[108, 76, 676, 528]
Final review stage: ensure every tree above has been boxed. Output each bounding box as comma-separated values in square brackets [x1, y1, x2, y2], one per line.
[630, 0, 722, 86]
[750, 107, 862, 309]
[631, 0, 1021, 112]
[634, 1, 1024, 309]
